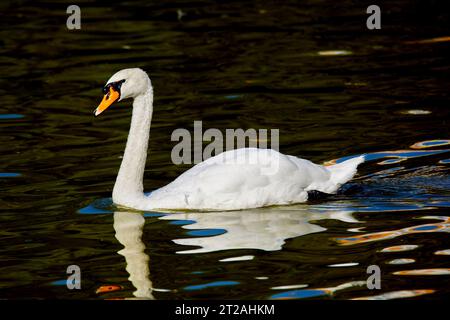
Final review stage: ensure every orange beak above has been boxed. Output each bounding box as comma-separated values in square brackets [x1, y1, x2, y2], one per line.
[94, 86, 120, 116]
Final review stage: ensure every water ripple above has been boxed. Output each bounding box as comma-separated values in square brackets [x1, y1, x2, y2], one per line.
[352, 289, 434, 300]
[386, 258, 415, 265]
[393, 269, 450, 276]
[336, 216, 450, 246]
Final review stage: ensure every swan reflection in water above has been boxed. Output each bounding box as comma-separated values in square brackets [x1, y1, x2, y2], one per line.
[113, 206, 360, 298]
[113, 211, 154, 299]
[160, 206, 359, 253]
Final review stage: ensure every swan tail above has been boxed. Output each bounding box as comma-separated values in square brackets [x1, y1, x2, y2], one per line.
[327, 155, 365, 186]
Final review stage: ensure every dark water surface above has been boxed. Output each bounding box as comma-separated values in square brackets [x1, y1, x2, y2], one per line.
[0, 0, 449, 299]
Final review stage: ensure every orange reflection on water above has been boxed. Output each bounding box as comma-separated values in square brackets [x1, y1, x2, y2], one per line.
[96, 284, 123, 294]
[380, 245, 419, 252]
[393, 268, 450, 276]
[336, 216, 450, 246]
[377, 158, 406, 165]
[405, 36, 450, 44]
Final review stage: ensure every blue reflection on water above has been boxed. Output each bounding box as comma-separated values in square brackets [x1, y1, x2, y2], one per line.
[78, 198, 167, 217]
[0, 114, 24, 119]
[78, 197, 114, 214]
[412, 225, 439, 231]
[78, 203, 112, 215]
[144, 212, 166, 218]
[50, 279, 80, 286]
[170, 219, 196, 225]
[423, 140, 449, 146]
[224, 95, 243, 100]
[271, 289, 326, 299]
[187, 229, 227, 237]
[184, 280, 239, 291]
[0, 173, 21, 178]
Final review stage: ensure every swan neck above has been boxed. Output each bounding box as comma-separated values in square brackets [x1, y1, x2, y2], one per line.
[113, 87, 153, 203]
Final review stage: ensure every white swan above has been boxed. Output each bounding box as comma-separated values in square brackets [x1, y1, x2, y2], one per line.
[94, 68, 364, 211]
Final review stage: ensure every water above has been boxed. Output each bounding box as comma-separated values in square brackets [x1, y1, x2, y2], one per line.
[0, 0, 449, 299]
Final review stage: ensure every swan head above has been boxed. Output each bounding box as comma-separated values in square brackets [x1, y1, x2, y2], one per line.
[94, 68, 151, 116]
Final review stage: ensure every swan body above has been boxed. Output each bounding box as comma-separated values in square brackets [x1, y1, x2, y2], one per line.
[94, 68, 364, 211]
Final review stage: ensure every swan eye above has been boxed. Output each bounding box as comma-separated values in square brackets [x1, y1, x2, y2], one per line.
[102, 80, 125, 95]
[115, 79, 126, 91]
